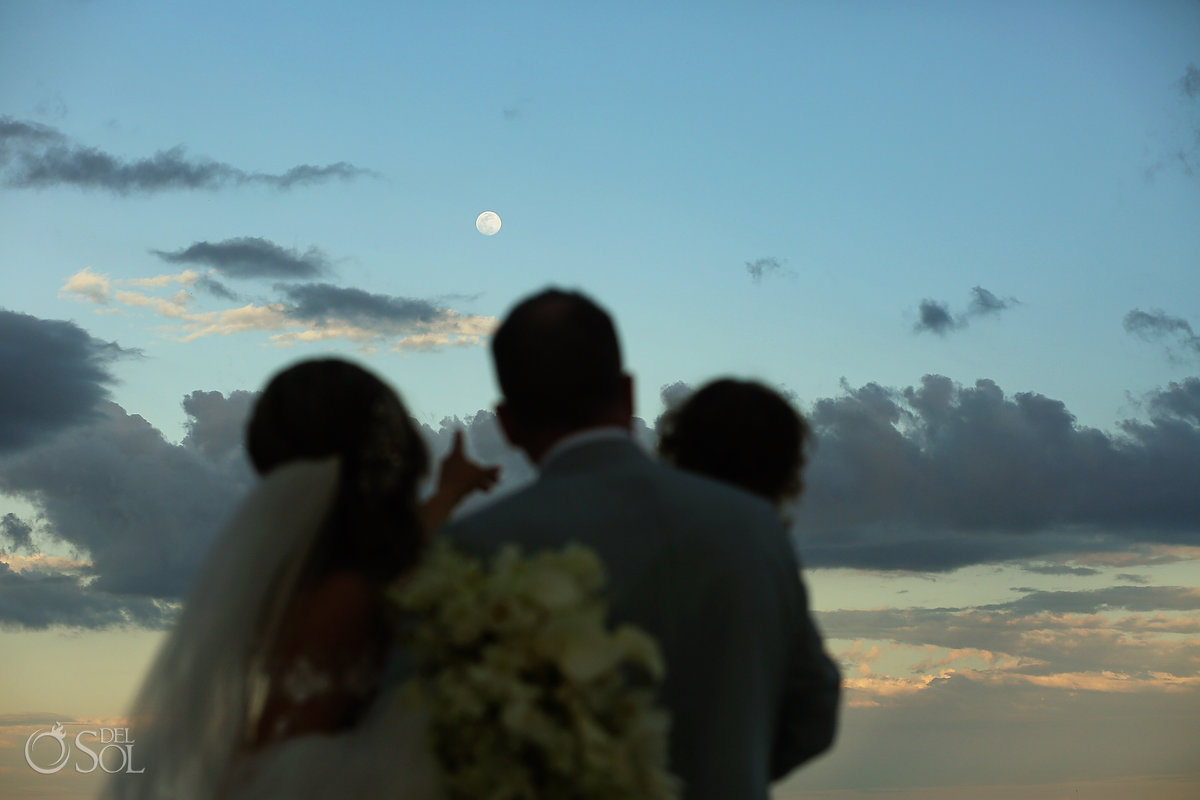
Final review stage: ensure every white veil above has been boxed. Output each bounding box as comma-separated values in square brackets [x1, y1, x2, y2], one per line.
[104, 458, 341, 800]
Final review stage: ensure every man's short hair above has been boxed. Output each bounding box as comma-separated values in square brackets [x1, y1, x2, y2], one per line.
[492, 288, 624, 428]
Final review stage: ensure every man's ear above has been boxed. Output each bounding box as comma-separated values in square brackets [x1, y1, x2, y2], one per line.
[619, 373, 635, 421]
[495, 401, 519, 447]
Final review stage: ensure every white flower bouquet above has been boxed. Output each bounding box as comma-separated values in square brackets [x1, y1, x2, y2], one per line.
[394, 540, 679, 800]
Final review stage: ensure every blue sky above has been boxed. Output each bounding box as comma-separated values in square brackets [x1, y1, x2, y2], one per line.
[2, 2, 1199, 798]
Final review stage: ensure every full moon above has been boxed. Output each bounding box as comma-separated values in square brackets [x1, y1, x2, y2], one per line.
[475, 211, 502, 235]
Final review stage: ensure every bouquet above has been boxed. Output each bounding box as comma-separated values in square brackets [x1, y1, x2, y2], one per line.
[393, 539, 680, 800]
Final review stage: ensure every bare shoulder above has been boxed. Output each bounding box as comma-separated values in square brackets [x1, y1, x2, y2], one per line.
[287, 570, 375, 650]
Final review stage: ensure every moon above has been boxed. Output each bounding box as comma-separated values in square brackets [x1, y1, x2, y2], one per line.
[475, 211, 502, 236]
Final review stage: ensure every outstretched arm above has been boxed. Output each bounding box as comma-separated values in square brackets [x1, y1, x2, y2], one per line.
[419, 430, 500, 534]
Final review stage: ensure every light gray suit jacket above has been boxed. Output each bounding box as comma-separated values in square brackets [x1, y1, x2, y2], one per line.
[442, 437, 840, 800]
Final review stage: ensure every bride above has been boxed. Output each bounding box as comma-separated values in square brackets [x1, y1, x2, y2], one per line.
[105, 358, 496, 800]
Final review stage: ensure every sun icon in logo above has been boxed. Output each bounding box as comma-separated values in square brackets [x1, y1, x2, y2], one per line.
[25, 722, 71, 774]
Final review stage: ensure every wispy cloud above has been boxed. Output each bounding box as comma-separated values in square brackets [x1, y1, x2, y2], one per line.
[825, 583, 1200, 705]
[1021, 564, 1101, 577]
[745, 256, 788, 283]
[914, 286, 1019, 335]
[61, 268, 496, 353]
[1147, 64, 1200, 179]
[1124, 308, 1200, 364]
[0, 116, 373, 194]
[151, 237, 329, 280]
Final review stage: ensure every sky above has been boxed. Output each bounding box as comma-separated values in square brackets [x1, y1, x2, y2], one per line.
[1, 1, 1199, 797]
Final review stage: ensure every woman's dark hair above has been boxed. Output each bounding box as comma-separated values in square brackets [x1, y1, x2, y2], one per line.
[246, 358, 429, 583]
[658, 379, 813, 505]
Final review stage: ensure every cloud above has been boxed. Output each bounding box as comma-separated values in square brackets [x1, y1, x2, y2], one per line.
[0, 514, 33, 554]
[987, 585, 1200, 615]
[61, 269, 497, 353]
[1146, 64, 1200, 179]
[0, 561, 175, 630]
[0, 375, 520, 628]
[0, 116, 372, 194]
[1182, 64, 1200, 100]
[195, 275, 239, 301]
[0, 402, 251, 602]
[151, 237, 329, 280]
[0, 309, 137, 452]
[821, 585, 1200, 682]
[180, 390, 257, 466]
[914, 286, 1019, 335]
[793, 374, 1200, 570]
[966, 285, 1018, 316]
[913, 300, 960, 335]
[278, 283, 438, 325]
[502, 97, 533, 120]
[654, 381, 693, 431]
[745, 257, 786, 283]
[58, 268, 112, 304]
[1021, 564, 1100, 577]
[1124, 308, 1200, 363]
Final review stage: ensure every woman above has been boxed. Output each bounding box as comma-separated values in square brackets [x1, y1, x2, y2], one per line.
[657, 378, 814, 513]
[106, 359, 494, 800]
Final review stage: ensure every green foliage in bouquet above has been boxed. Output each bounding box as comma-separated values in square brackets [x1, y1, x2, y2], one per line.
[394, 539, 680, 800]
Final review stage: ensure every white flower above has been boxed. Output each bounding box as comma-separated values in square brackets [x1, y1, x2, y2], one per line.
[394, 541, 679, 800]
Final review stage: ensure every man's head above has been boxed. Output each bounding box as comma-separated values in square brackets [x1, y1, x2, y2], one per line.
[491, 288, 632, 459]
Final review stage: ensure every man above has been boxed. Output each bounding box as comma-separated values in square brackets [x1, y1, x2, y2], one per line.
[442, 288, 839, 800]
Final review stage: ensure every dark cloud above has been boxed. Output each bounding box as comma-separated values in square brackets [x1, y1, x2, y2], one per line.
[745, 257, 785, 283]
[0, 309, 136, 452]
[0, 117, 64, 147]
[0, 561, 175, 630]
[914, 286, 1018, 335]
[151, 237, 329, 279]
[0, 402, 249, 602]
[793, 374, 1200, 570]
[1124, 309, 1200, 363]
[278, 283, 440, 326]
[654, 381, 693, 431]
[181, 390, 257, 468]
[966, 285, 1017, 316]
[0, 513, 34, 554]
[913, 300, 959, 335]
[195, 275, 239, 301]
[0, 116, 372, 194]
[1146, 376, 1200, 424]
[1115, 573, 1150, 584]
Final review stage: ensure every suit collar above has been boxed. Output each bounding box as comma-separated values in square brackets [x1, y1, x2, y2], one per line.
[537, 433, 647, 479]
[538, 426, 632, 471]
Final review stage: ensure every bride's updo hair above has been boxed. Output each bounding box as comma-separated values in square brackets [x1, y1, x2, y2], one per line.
[246, 358, 430, 581]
